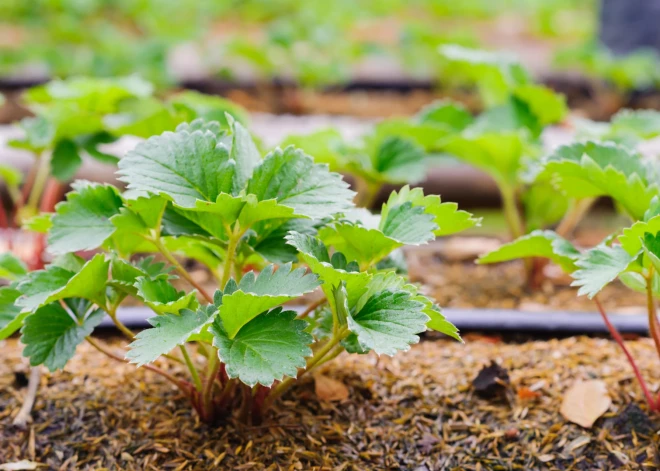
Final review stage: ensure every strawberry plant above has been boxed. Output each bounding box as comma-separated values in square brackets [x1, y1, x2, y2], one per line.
[437, 45, 569, 241]
[2, 120, 475, 423]
[478, 188, 660, 411]
[1, 78, 248, 269]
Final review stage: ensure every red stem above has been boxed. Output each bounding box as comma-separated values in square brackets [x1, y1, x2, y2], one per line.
[594, 297, 657, 411]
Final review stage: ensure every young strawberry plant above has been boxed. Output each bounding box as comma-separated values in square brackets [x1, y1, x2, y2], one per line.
[478, 195, 660, 411]
[2, 120, 475, 423]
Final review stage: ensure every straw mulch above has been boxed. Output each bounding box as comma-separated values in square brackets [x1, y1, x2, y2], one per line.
[1, 336, 659, 470]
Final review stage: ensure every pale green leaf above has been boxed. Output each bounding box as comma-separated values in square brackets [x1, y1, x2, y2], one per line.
[210, 307, 312, 387]
[15, 254, 109, 312]
[571, 245, 636, 298]
[218, 263, 319, 338]
[48, 181, 123, 254]
[126, 307, 215, 367]
[135, 277, 199, 315]
[0, 287, 24, 340]
[246, 146, 354, 220]
[118, 128, 235, 207]
[542, 141, 658, 220]
[21, 304, 104, 371]
[0, 253, 27, 281]
[478, 230, 580, 273]
[347, 290, 428, 356]
[285, 232, 371, 313]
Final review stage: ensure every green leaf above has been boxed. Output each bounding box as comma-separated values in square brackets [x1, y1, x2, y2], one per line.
[347, 290, 428, 356]
[478, 230, 580, 273]
[522, 182, 570, 231]
[118, 128, 235, 207]
[571, 245, 635, 298]
[0, 287, 25, 340]
[441, 131, 527, 188]
[21, 303, 104, 371]
[542, 141, 658, 220]
[246, 146, 354, 220]
[0, 253, 27, 281]
[126, 307, 215, 367]
[370, 137, 427, 184]
[417, 100, 474, 131]
[280, 129, 345, 171]
[0, 164, 23, 187]
[218, 263, 320, 338]
[423, 303, 461, 341]
[9, 116, 54, 152]
[228, 115, 261, 191]
[619, 215, 660, 256]
[134, 277, 199, 315]
[285, 232, 371, 313]
[15, 254, 109, 312]
[371, 120, 450, 153]
[48, 181, 123, 254]
[318, 223, 402, 267]
[610, 109, 660, 140]
[513, 84, 567, 126]
[439, 44, 530, 106]
[22, 213, 53, 233]
[210, 307, 312, 387]
[50, 139, 82, 181]
[381, 185, 479, 237]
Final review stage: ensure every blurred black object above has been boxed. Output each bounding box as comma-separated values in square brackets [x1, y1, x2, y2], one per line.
[600, 0, 660, 54]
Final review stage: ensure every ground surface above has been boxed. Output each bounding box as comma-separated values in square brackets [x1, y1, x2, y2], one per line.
[2, 336, 659, 470]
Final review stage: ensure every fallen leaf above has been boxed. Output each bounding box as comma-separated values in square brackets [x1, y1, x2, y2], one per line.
[314, 374, 349, 402]
[560, 380, 611, 428]
[472, 361, 510, 398]
[0, 461, 40, 471]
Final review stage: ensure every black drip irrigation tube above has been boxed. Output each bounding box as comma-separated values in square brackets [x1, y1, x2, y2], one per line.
[102, 306, 650, 337]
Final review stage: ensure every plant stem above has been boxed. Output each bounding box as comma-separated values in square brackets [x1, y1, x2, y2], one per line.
[354, 177, 381, 209]
[499, 184, 524, 240]
[12, 366, 41, 428]
[107, 308, 136, 340]
[179, 345, 202, 391]
[555, 198, 595, 238]
[25, 152, 51, 217]
[298, 298, 327, 319]
[645, 268, 660, 361]
[86, 337, 186, 392]
[152, 237, 213, 303]
[594, 297, 657, 411]
[221, 226, 241, 289]
[202, 350, 220, 416]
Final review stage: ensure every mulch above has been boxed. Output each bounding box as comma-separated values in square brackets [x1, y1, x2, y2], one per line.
[2, 335, 660, 470]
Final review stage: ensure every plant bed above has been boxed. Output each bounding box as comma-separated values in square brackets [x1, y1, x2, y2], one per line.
[2, 335, 659, 470]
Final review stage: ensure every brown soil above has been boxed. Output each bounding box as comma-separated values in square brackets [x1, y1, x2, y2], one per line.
[409, 256, 646, 314]
[2, 336, 659, 470]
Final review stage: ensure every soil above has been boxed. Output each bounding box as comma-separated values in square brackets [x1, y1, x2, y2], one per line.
[2, 335, 660, 470]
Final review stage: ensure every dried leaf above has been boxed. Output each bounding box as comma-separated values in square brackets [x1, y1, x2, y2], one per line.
[517, 387, 541, 401]
[472, 361, 510, 398]
[314, 374, 349, 402]
[560, 380, 611, 428]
